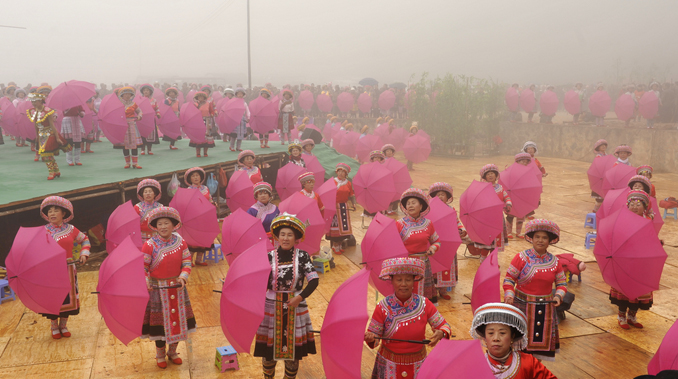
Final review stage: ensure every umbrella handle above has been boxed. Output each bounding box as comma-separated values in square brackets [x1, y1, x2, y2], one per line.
[154, 284, 182, 289]
[213, 290, 222, 293]
[91, 291, 100, 294]
[8, 276, 17, 279]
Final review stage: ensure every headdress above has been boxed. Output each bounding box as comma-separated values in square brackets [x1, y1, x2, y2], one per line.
[165, 87, 179, 96]
[636, 165, 653, 176]
[399, 188, 430, 216]
[298, 172, 315, 185]
[628, 175, 652, 194]
[379, 257, 425, 281]
[521, 141, 538, 154]
[237, 149, 255, 163]
[140, 84, 154, 95]
[429, 182, 453, 202]
[480, 164, 500, 180]
[336, 162, 351, 174]
[301, 139, 315, 148]
[200, 85, 212, 94]
[288, 143, 302, 154]
[28, 92, 46, 102]
[193, 91, 208, 101]
[470, 303, 528, 351]
[137, 179, 162, 201]
[253, 182, 273, 199]
[627, 190, 650, 208]
[118, 86, 135, 100]
[593, 139, 608, 151]
[361, 125, 369, 134]
[524, 219, 560, 244]
[224, 88, 235, 95]
[514, 152, 532, 163]
[270, 213, 306, 241]
[40, 196, 74, 223]
[235, 87, 246, 95]
[260, 88, 271, 96]
[381, 144, 396, 154]
[184, 167, 206, 186]
[37, 85, 52, 94]
[614, 144, 632, 156]
[147, 206, 182, 231]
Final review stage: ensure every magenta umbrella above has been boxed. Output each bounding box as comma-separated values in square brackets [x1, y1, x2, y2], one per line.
[135, 97, 156, 138]
[601, 163, 636, 197]
[302, 154, 326, 186]
[357, 93, 372, 114]
[221, 209, 273, 265]
[374, 122, 391, 141]
[355, 134, 384, 162]
[520, 88, 536, 113]
[321, 268, 370, 379]
[220, 240, 270, 353]
[386, 127, 409, 151]
[98, 93, 127, 145]
[316, 93, 333, 113]
[6, 226, 71, 315]
[298, 90, 314, 111]
[353, 162, 397, 214]
[169, 188, 220, 248]
[278, 192, 325, 253]
[498, 163, 543, 218]
[337, 92, 354, 113]
[212, 91, 222, 104]
[378, 90, 395, 111]
[331, 125, 344, 147]
[648, 318, 678, 374]
[317, 179, 338, 233]
[383, 157, 413, 202]
[323, 122, 333, 141]
[427, 197, 463, 274]
[459, 180, 505, 246]
[249, 96, 278, 134]
[186, 90, 196, 103]
[96, 236, 149, 345]
[15, 101, 36, 140]
[589, 90, 611, 117]
[417, 339, 495, 379]
[0, 98, 19, 136]
[180, 102, 206, 143]
[403, 134, 431, 163]
[564, 90, 581, 115]
[80, 104, 93, 136]
[275, 162, 307, 201]
[219, 98, 246, 134]
[587, 154, 617, 195]
[152, 87, 164, 104]
[338, 131, 361, 158]
[270, 95, 280, 118]
[597, 188, 663, 234]
[362, 213, 409, 296]
[106, 201, 142, 253]
[539, 90, 559, 116]
[225, 170, 255, 212]
[594, 207, 667, 300]
[471, 248, 500, 313]
[639, 91, 659, 120]
[615, 93, 636, 121]
[157, 103, 182, 140]
[505, 87, 520, 112]
[46, 80, 96, 111]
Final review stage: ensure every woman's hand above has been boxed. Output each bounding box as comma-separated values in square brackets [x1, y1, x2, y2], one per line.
[505, 205, 512, 213]
[460, 230, 468, 238]
[542, 173, 549, 177]
[428, 330, 445, 347]
[178, 278, 187, 290]
[426, 246, 436, 256]
[504, 296, 514, 305]
[554, 295, 562, 307]
[364, 332, 377, 345]
[79, 255, 88, 265]
[287, 295, 303, 308]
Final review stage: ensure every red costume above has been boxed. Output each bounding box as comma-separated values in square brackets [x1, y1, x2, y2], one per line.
[485, 351, 558, 379]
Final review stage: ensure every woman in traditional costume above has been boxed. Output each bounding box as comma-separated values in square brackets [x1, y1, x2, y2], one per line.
[506, 153, 532, 239]
[29, 91, 65, 180]
[299, 172, 324, 215]
[162, 87, 181, 150]
[278, 89, 295, 145]
[235, 149, 263, 184]
[591, 139, 608, 212]
[475, 164, 512, 261]
[229, 87, 250, 152]
[247, 182, 280, 242]
[139, 84, 160, 155]
[184, 167, 214, 266]
[327, 163, 354, 255]
[135, 179, 164, 242]
[188, 91, 217, 157]
[114, 86, 143, 169]
[288, 143, 306, 168]
[258, 88, 273, 148]
[61, 105, 86, 166]
[636, 165, 656, 198]
[301, 138, 315, 156]
[613, 144, 632, 166]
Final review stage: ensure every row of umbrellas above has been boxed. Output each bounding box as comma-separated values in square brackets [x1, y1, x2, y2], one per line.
[297, 89, 399, 112]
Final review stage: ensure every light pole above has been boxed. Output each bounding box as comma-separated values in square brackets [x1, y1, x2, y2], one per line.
[247, 0, 252, 90]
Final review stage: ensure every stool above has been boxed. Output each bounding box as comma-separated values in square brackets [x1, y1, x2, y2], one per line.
[663, 208, 678, 220]
[204, 244, 223, 264]
[215, 345, 239, 372]
[0, 279, 16, 304]
[584, 213, 596, 229]
[585, 232, 596, 249]
[565, 271, 582, 283]
[313, 258, 331, 274]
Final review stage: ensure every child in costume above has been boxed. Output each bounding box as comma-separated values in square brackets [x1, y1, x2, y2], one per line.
[476, 164, 512, 261]
[636, 165, 656, 198]
[139, 84, 160, 155]
[258, 88, 272, 148]
[327, 163, 354, 254]
[28, 91, 65, 180]
[614, 144, 632, 166]
[184, 167, 215, 266]
[278, 89, 295, 145]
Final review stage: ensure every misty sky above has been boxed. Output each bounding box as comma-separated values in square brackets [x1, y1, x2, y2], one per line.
[2, 0, 677, 87]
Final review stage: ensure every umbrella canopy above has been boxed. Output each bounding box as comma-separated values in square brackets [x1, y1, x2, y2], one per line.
[378, 90, 396, 111]
[15, 101, 36, 140]
[180, 102, 206, 143]
[106, 200, 142, 253]
[249, 96, 278, 134]
[355, 134, 384, 162]
[152, 87, 164, 104]
[269, 94, 280, 118]
[519, 89, 536, 113]
[316, 93, 333, 113]
[382, 157, 413, 202]
[427, 197, 463, 273]
[0, 98, 18, 135]
[337, 92, 354, 113]
[135, 97, 156, 138]
[594, 207, 667, 300]
[615, 93, 636, 121]
[471, 248, 501, 313]
[221, 208, 273, 265]
[298, 90, 314, 111]
[417, 339, 495, 379]
[338, 131, 361, 158]
[212, 91, 222, 103]
[498, 163, 543, 218]
[321, 269, 370, 379]
[403, 134, 431, 163]
[45, 80, 96, 111]
[357, 93, 372, 114]
[597, 188, 663, 234]
[300, 126, 323, 144]
[220, 240, 270, 353]
[374, 122, 391, 141]
[96, 236, 149, 345]
[218, 98, 246, 134]
[601, 163, 636, 197]
[331, 125, 345, 146]
[316, 179, 338, 233]
[648, 318, 678, 374]
[539, 91, 559, 116]
[302, 154, 326, 186]
[386, 127, 409, 151]
[505, 87, 520, 112]
[390, 82, 407, 89]
[459, 180, 505, 246]
[639, 91, 659, 120]
[563, 90, 581, 115]
[353, 162, 397, 214]
[186, 90, 196, 103]
[589, 90, 611, 117]
[359, 78, 379, 86]
[323, 122, 333, 141]
[362, 213, 409, 297]
[98, 93, 128, 145]
[278, 192, 325, 253]
[6, 226, 71, 315]
[225, 170, 255, 213]
[587, 155, 617, 195]
[275, 162, 307, 201]
[169, 188, 220, 248]
[156, 103, 182, 140]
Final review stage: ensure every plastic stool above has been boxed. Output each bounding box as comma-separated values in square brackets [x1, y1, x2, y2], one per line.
[585, 232, 596, 249]
[565, 271, 582, 283]
[204, 244, 223, 264]
[215, 345, 239, 372]
[313, 258, 331, 274]
[663, 208, 678, 220]
[0, 279, 16, 304]
[584, 213, 596, 229]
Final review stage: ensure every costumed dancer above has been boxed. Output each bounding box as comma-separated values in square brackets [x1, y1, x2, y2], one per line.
[301, 138, 315, 156]
[115, 86, 143, 169]
[636, 165, 656, 197]
[628, 175, 653, 197]
[258, 88, 273, 148]
[139, 84, 160, 155]
[235, 149, 264, 184]
[39, 196, 90, 339]
[406, 122, 418, 171]
[475, 164, 512, 261]
[522, 141, 547, 177]
[288, 143, 306, 168]
[247, 182, 280, 242]
[326, 163, 354, 255]
[229, 87, 250, 152]
[254, 214, 319, 379]
[470, 303, 557, 378]
[189, 91, 217, 157]
[613, 144, 632, 166]
[396, 188, 441, 303]
[299, 172, 324, 215]
[162, 87, 181, 150]
[364, 257, 452, 379]
[12, 88, 28, 147]
[382, 144, 399, 215]
[61, 105, 86, 166]
[220, 88, 235, 142]
[278, 89, 295, 145]
[83, 91, 100, 153]
[135, 179, 164, 242]
[369, 150, 385, 163]
[591, 139, 608, 212]
[28, 91, 65, 180]
[503, 219, 567, 361]
[184, 167, 215, 266]
[141, 207, 196, 369]
[506, 153, 532, 239]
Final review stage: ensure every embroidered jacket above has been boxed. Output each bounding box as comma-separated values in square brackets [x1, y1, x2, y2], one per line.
[142, 233, 191, 286]
[396, 216, 441, 254]
[45, 223, 91, 260]
[503, 249, 567, 301]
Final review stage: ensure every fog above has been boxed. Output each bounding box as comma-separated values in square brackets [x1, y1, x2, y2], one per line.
[2, 0, 677, 86]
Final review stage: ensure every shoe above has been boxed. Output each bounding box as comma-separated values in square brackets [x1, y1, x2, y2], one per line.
[34, 157, 39, 162]
[507, 233, 514, 240]
[196, 153, 201, 157]
[133, 165, 142, 169]
[148, 151, 153, 155]
[55, 172, 61, 177]
[236, 148, 243, 152]
[168, 354, 182, 365]
[169, 146, 178, 150]
[229, 148, 235, 152]
[527, 216, 535, 220]
[618, 313, 630, 330]
[516, 234, 524, 239]
[140, 151, 145, 155]
[75, 162, 82, 166]
[438, 292, 451, 300]
[47, 174, 56, 180]
[86, 150, 94, 153]
[196, 261, 208, 266]
[68, 163, 74, 166]
[203, 153, 208, 157]
[628, 314, 644, 328]
[51, 329, 62, 339]
[60, 327, 71, 338]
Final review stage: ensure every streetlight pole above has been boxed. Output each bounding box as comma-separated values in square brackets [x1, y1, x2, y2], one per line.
[247, 0, 252, 90]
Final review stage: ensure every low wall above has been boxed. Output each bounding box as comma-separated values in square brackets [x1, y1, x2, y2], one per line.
[497, 122, 678, 173]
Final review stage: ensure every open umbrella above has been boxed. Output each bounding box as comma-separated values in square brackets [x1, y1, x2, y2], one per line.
[564, 90, 581, 115]
[249, 96, 278, 134]
[357, 93, 372, 114]
[383, 157, 413, 202]
[427, 197, 463, 273]
[298, 90, 314, 111]
[601, 163, 636, 197]
[337, 92, 354, 113]
[225, 170, 255, 212]
[46, 80, 96, 111]
[378, 90, 396, 111]
[6, 226, 71, 315]
[156, 103, 182, 140]
[316, 179, 338, 233]
[180, 102, 206, 143]
[269, 94, 280, 118]
[275, 162, 307, 201]
[639, 91, 659, 120]
[338, 131, 361, 158]
[403, 134, 431, 163]
[459, 180, 505, 246]
[300, 126, 323, 145]
[374, 122, 391, 141]
[589, 90, 611, 117]
[302, 154, 326, 186]
[316, 93, 333, 113]
[359, 78, 378, 86]
[505, 87, 520, 112]
[331, 126, 345, 147]
[597, 188, 663, 234]
[98, 93, 127, 145]
[386, 127, 409, 151]
[152, 87, 164, 104]
[220, 240, 270, 353]
[135, 97, 157, 138]
[390, 82, 407, 90]
[15, 101, 36, 140]
[499, 163, 543, 218]
[106, 200, 142, 253]
[323, 122, 333, 141]
[186, 90, 196, 103]
[539, 91, 559, 116]
[648, 318, 678, 374]
[362, 213, 409, 297]
[417, 339, 495, 379]
[594, 207, 667, 300]
[169, 188, 220, 248]
[587, 154, 617, 195]
[278, 192, 325, 253]
[221, 209, 273, 265]
[471, 249, 500, 313]
[95, 236, 149, 345]
[615, 93, 636, 121]
[520, 89, 536, 113]
[353, 162, 396, 214]
[0, 98, 19, 136]
[355, 134, 384, 162]
[218, 98, 246, 135]
[321, 268, 370, 379]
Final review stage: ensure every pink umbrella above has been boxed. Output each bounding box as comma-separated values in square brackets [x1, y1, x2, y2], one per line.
[459, 180, 505, 246]
[337, 92, 354, 113]
[527, 161, 543, 184]
[302, 154, 326, 186]
[135, 97, 156, 138]
[269, 95, 280, 118]
[80, 105, 93, 136]
[298, 90, 314, 111]
[539, 91, 559, 116]
[157, 103, 182, 140]
[220, 240, 270, 353]
[46, 80, 96, 111]
[471, 249, 500, 313]
[587, 154, 617, 195]
[212, 91, 222, 104]
[278, 192, 325, 253]
[505, 87, 520, 112]
[98, 93, 127, 145]
[152, 87, 164, 104]
[95, 236, 149, 345]
[589, 90, 611, 117]
[355, 134, 384, 162]
[338, 131, 361, 157]
[275, 162, 307, 201]
[416, 129, 431, 142]
[564, 90, 581, 115]
[601, 164, 636, 197]
[316, 93, 333, 113]
[180, 102, 206, 143]
[6, 226, 71, 315]
[316, 179, 338, 233]
[216, 96, 230, 111]
[353, 162, 397, 214]
[520, 88, 536, 113]
[221, 209, 273, 265]
[639, 91, 659, 120]
[594, 207, 667, 300]
[225, 170, 255, 213]
[106, 201, 142, 253]
[417, 339, 495, 379]
[219, 98, 246, 134]
[378, 90, 396, 111]
[615, 93, 635, 121]
[403, 134, 431, 163]
[427, 197, 463, 273]
[331, 125, 344, 147]
[323, 122, 333, 141]
[374, 122, 391, 141]
[597, 188, 663, 234]
[362, 213, 409, 296]
[498, 163, 543, 218]
[249, 96, 278, 134]
[382, 157, 413, 202]
[0, 98, 19, 136]
[648, 318, 678, 374]
[386, 127, 409, 151]
[177, 91, 185, 106]
[321, 268, 370, 379]
[169, 188, 220, 248]
[357, 92, 372, 114]
[15, 101, 36, 140]
[186, 90, 196, 103]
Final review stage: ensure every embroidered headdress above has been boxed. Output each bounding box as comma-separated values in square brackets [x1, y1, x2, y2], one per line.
[40, 196, 74, 223]
[429, 182, 453, 202]
[253, 182, 273, 199]
[270, 213, 306, 241]
[379, 257, 425, 281]
[524, 219, 560, 244]
[147, 206, 182, 231]
[399, 188, 430, 216]
[470, 302, 528, 350]
[137, 179, 162, 201]
[184, 167, 206, 186]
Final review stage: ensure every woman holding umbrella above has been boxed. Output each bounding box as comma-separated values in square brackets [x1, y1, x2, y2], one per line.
[299, 172, 324, 215]
[287, 143, 306, 168]
[139, 84, 160, 156]
[114, 86, 143, 169]
[247, 181, 280, 240]
[382, 143, 396, 159]
[254, 213, 319, 379]
[636, 165, 656, 198]
[258, 88, 273, 148]
[162, 87, 181, 150]
[135, 179, 164, 242]
[614, 144, 632, 166]
[189, 91, 217, 158]
[235, 150, 263, 184]
[475, 164, 512, 261]
[141, 206, 196, 369]
[591, 139, 608, 213]
[364, 257, 451, 379]
[229, 87, 250, 152]
[506, 153, 532, 239]
[28, 92, 64, 180]
[184, 167, 214, 266]
[327, 163, 355, 255]
[278, 89, 295, 145]
[60, 105, 86, 166]
[39, 196, 90, 339]
[301, 138, 315, 156]
[503, 219, 567, 361]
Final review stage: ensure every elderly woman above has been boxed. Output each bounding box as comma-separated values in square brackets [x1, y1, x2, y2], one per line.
[503, 219, 567, 361]
[254, 214, 319, 379]
[141, 207, 196, 369]
[364, 257, 452, 379]
[247, 182, 280, 241]
[301, 138, 315, 156]
[184, 167, 214, 266]
[39, 196, 90, 339]
[396, 188, 441, 303]
[327, 163, 354, 255]
[189, 91, 217, 157]
[114, 86, 143, 169]
[236, 150, 263, 184]
[470, 303, 557, 378]
[134, 179, 164, 242]
[288, 143, 306, 168]
[299, 172, 324, 215]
